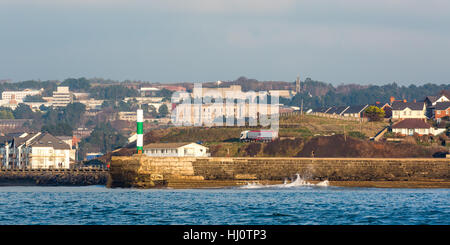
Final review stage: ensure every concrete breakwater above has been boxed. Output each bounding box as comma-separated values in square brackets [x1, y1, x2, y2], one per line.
[0, 169, 109, 186]
[109, 156, 450, 188]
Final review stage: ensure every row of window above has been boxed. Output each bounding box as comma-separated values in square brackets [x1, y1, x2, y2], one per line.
[145, 149, 178, 154]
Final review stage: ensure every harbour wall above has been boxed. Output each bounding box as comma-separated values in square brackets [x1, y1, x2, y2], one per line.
[109, 156, 450, 188]
[0, 169, 109, 186]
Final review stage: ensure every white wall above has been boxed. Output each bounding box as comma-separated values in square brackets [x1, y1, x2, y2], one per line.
[144, 143, 209, 157]
[30, 147, 70, 169]
[392, 108, 426, 119]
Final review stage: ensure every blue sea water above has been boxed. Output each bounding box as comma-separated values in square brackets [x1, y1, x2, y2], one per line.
[0, 185, 448, 225]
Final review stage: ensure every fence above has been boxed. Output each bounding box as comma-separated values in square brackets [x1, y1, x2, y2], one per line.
[310, 112, 368, 122]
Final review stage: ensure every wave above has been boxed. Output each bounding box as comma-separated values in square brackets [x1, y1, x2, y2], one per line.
[239, 174, 329, 189]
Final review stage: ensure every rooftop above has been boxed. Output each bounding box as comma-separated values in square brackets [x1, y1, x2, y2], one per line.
[391, 119, 431, 129]
[143, 142, 205, 149]
[391, 101, 425, 111]
[435, 101, 450, 110]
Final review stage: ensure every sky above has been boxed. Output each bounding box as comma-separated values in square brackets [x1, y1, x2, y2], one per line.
[0, 0, 449, 85]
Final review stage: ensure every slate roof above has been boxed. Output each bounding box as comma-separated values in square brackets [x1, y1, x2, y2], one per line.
[435, 101, 450, 110]
[335, 106, 349, 115]
[391, 101, 425, 111]
[29, 133, 71, 150]
[12, 133, 39, 147]
[425, 96, 438, 104]
[344, 105, 368, 114]
[391, 119, 431, 129]
[314, 107, 331, 113]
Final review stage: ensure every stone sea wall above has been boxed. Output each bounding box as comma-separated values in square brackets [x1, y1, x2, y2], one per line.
[109, 156, 450, 188]
[0, 169, 109, 186]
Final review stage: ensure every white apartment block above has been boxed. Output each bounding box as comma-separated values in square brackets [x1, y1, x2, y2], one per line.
[52, 86, 73, 107]
[1, 89, 42, 102]
[1, 132, 71, 169]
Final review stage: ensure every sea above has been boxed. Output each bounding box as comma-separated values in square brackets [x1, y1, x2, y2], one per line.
[0, 176, 448, 225]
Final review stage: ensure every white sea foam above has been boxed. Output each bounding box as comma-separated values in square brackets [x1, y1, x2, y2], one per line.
[239, 174, 329, 189]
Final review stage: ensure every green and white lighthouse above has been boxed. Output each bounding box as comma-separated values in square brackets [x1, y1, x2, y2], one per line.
[137, 109, 144, 154]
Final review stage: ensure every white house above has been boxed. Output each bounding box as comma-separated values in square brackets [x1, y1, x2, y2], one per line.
[391, 101, 426, 120]
[391, 119, 446, 136]
[1, 132, 71, 169]
[143, 142, 209, 157]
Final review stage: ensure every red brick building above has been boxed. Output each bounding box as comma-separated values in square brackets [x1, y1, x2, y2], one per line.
[434, 102, 450, 119]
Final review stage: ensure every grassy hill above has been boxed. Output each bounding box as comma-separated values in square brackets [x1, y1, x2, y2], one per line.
[97, 114, 447, 163]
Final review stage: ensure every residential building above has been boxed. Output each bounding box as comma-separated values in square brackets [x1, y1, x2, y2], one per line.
[73, 128, 93, 140]
[391, 119, 446, 136]
[424, 91, 450, 118]
[52, 86, 73, 107]
[56, 136, 77, 162]
[143, 142, 209, 157]
[343, 105, 368, 118]
[327, 106, 349, 116]
[434, 102, 450, 119]
[1, 132, 71, 169]
[391, 100, 426, 120]
[0, 119, 33, 131]
[118, 111, 137, 121]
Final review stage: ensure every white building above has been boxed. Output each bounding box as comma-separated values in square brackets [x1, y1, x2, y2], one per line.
[118, 111, 137, 121]
[143, 142, 209, 157]
[391, 119, 446, 136]
[52, 86, 73, 107]
[1, 132, 71, 169]
[77, 99, 104, 110]
[391, 101, 426, 120]
[1, 89, 42, 102]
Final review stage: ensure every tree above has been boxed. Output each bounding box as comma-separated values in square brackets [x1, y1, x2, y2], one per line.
[63, 102, 86, 127]
[13, 104, 34, 119]
[364, 106, 385, 121]
[158, 104, 169, 118]
[78, 123, 127, 160]
[23, 95, 46, 102]
[60, 77, 91, 92]
[0, 109, 14, 119]
[41, 123, 73, 136]
[90, 85, 139, 100]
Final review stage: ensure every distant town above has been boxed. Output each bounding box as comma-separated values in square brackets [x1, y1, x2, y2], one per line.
[0, 77, 449, 169]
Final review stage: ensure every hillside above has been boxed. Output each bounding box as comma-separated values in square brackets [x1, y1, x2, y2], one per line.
[96, 114, 447, 163]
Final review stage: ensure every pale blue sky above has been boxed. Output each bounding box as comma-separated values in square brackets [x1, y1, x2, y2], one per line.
[1, 0, 449, 85]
